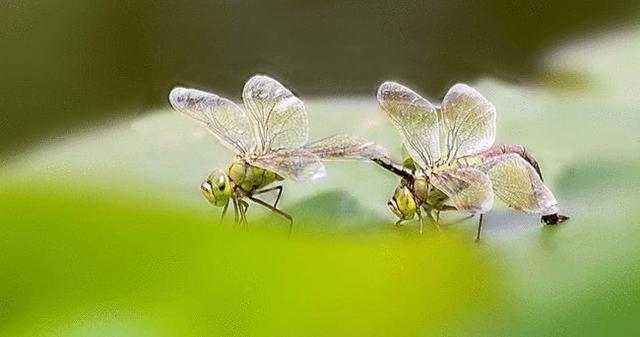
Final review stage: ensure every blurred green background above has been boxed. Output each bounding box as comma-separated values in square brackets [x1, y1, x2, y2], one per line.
[1, 1, 640, 336]
[2, 0, 640, 157]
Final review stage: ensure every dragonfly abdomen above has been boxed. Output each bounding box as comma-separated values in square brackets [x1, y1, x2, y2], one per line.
[477, 144, 543, 180]
[372, 156, 414, 180]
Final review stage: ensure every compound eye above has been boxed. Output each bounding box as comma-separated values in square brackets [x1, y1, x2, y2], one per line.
[216, 175, 227, 190]
[201, 181, 213, 193]
[387, 200, 395, 209]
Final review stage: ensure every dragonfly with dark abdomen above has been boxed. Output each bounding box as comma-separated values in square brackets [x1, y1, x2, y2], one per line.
[373, 81, 569, 239]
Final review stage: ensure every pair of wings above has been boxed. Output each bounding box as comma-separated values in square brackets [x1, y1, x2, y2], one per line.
[378, 82, 557, 215]
[377, 82, 496, 169]
[429, 153, 559, 215]
[170, 75, 385, 182]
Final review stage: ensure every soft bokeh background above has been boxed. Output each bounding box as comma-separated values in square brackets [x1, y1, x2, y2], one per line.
[1, 1, 640, 336]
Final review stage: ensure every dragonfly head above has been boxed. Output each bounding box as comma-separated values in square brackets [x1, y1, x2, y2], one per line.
[200, 169, 232, 207]
[387, 185, 417, 221]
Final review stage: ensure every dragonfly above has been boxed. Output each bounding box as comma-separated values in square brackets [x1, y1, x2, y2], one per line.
[374, 81, 569, 240]
[169, 75, 382, 232]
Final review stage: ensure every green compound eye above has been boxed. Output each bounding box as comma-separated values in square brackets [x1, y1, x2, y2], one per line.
[200, 180, 215, 203]
[215, 174, 226, 190]
[200, 181, 213, 194]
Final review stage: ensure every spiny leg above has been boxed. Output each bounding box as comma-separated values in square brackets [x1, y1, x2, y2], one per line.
[219, 200, 230, 225]
[475, 214, 484, 242]
[247, 195, 293, 235]
[253, 185, 284, 208]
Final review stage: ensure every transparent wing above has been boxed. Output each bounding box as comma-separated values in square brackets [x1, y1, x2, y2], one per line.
[430, 168, 494, 214]
[440, 84, 496, 163]
[242, 75, 308, 154]
[479, 153, 559, 215]
[169, 87, 254, 154]
[304, 134, 389, 160]
[377, 82, 440, 169]
[250, 148, 325, 182]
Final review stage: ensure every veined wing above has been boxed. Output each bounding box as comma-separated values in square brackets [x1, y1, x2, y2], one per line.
[169, 87, 254, 154]
[430, 168, 494, 214]
[304, 134, 389, 160]
[377, 82, 440, 169]
[479, 153, 559, 215]
[251, 148, 325, 182]
[440, 84, 496, 164]
[242, 75, 308, 154]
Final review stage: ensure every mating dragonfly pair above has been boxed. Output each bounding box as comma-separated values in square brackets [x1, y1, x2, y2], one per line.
[169, 75, 568, 239]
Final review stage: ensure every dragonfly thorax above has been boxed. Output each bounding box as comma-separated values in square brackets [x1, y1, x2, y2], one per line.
[227, 160, 283, 194]
[412, 175, 430, 204]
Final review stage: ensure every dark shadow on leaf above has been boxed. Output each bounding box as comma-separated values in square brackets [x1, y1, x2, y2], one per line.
[255, 189, 389, 233]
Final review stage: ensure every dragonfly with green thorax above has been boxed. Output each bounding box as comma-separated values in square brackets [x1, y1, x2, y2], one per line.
[373, 81, 569, 239]
[169, 75, 383, 232]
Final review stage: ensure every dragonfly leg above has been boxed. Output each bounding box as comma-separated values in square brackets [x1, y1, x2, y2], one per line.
[416, 208, 424, 234]
[247, 195, 293, 235]
[439, 205, 457, 212]
[432, 204, 458, 230]
[253, 185, 284, 208]
[239, 199, 249, 227]
[219, 200, 230, 225]
[448, 214, 475, 226]
[429, 209, 442, 232]
[434, 209, 442, 230]
[394, 219, 403, 226]
[231, 196, 240, 225]
[423, 209, 439, 231]
[475, 214, 484, 242]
